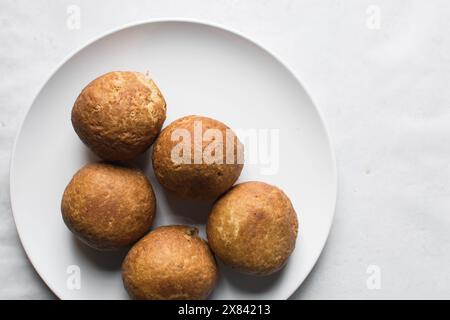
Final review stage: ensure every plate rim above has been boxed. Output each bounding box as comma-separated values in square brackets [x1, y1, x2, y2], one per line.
[9, 17, 337, 300]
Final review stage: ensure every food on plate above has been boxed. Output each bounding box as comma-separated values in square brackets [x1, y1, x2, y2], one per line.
[122, 225, 218, 300]
[61, 162, 156, 250]
[71, 71, 166, 162]
[206, 181, 298, 275]
[152, 115, 244, 200]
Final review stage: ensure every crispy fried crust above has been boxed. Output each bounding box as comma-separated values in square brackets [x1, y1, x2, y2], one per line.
[152, 115, 244, 200]
[61, 162, 156, 250]
[71, 71, 166, 162]
[206, 181, 298, 275]
[122, 225, 218, 300]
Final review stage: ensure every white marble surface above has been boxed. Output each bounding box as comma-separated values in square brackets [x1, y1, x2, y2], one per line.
[1, 0, 449, 299]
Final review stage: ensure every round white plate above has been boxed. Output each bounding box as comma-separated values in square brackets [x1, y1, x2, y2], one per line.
[10, 19, 336, 300]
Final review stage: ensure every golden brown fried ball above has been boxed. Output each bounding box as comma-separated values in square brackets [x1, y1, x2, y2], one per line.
[61, 162, 156, 250]
[122, 225, 218, 300]
[72, 71, 166, 162]
[206, 181, 298, 275]
[152, 115, 244, 200]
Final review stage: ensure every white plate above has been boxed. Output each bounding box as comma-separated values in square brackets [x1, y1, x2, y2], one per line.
[10, 19, 336, 300]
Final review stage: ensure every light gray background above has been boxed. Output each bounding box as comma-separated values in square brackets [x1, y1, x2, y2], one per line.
[1, 0, 449, 299]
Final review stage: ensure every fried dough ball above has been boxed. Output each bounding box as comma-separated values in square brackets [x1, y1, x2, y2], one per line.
[206, 181, 298, 275]
[72, 71, 166, 162]
[122, 225, 218, 300]
[152, 115, 244, 200]
[61, 162, 156, 250]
